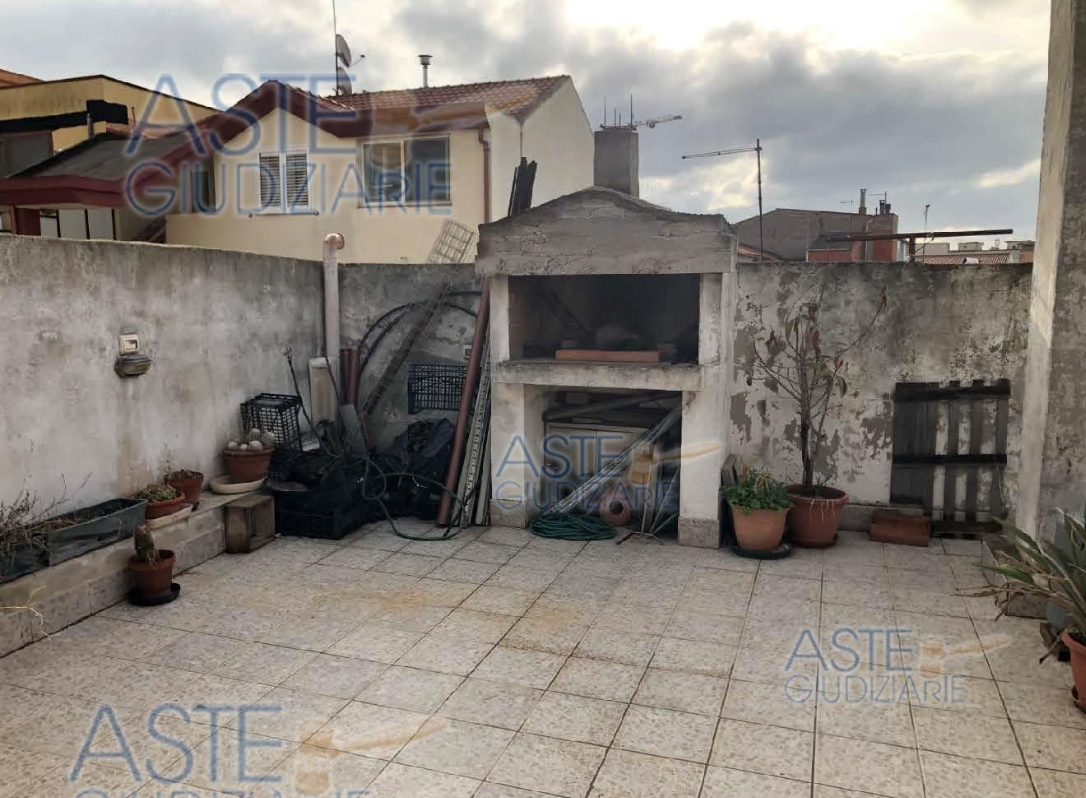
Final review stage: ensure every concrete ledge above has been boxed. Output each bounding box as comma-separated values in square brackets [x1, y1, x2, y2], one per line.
[0, 491, 244, 658]
[493, 360, 705, 392]
[679, 517, 720, 548]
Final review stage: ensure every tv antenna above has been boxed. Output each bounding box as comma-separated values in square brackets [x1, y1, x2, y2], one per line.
[332, 0, 364, 95]
[682, 140, 765, 261]
[601, 95, 682, 131]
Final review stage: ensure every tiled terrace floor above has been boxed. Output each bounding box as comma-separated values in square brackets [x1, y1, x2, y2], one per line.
[1, 522, 1084, 797]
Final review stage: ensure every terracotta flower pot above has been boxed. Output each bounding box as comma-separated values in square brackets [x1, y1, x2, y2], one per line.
[165, 471, 204, 505]
[222, 448, 273, 483]
[144, 492, 186, 520]
[786, 485, 848, 548]
[128, 549, 175, 601]
[1063, 631, 1086, 714]
[730, 505, 789, 552]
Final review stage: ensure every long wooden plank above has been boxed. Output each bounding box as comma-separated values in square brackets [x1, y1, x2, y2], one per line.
[964, 379, 985, 523]
[991, 379, 1010, 515]
[943, 381, 961, 523]
[555, 349, 667, 363]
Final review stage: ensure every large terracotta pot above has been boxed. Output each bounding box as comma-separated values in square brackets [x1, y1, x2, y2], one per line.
[786, 485, 848, 547]
[165, 471, 204, 505]
[730, 506, 789, 552]
[128, 549, 175, 601]
[222, 448, 273, 483]
[1064, 631, 1086, 714]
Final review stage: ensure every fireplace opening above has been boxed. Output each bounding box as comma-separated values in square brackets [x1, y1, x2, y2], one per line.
[508, 273, 700, 364]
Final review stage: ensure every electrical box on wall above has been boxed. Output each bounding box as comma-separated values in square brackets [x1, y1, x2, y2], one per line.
[118, 334, 140, 354]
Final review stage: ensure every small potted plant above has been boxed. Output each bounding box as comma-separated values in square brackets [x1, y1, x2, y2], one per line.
[976, 510, 1086, 713]
[136, 484, 185, 520]
[164, 468, 204, 506]
[724, 468, 792, 551]
[222, 429, 275, 483]
[127, 525, 175, 603]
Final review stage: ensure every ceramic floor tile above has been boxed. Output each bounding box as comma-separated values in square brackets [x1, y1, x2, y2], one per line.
[753, 574, 823, 603]
[211, 642, 318, 685]
[488, 732, 606, 798]
[486, 567, 557, 594]
[476, 785, 558, 798]
[266, 744, 386, 796]
[814, 734, 922, 798]
[522, 691, 625, 745]
[1013, 720, 1086, 773]
[975, 618, 1076, 689]
[473, 646, 567, 689]
[429, 558, 503, 584]
[478, 527, 534, 547]
[399, 538, 469, 559]
[358, 666, 463, 713]
[812, 786, 895, 798]
[438, 677, 543, 730]
[325, 624, 424, 664]
[1031, 768, 1086, 798]
[588, 748, 704, 798]
[650, 637, 735, 677]
[454, 542, 521, 565]
[613, 703, 716, 763]
[230, 686, 348, 742]
[528, 595, 604, 627]
[396, 633, 492, 676]
[368, 605, 452, 633]
[664, 610, 744, 645]
[0, 685, 69, 735]
[182, 729, 297, 792]
[364, 762, 480, 798]
[822, 581, 893, 610]
[574, 627, 659, 666]
[141, 631, 249, 673]
[395, 717, 514, 779]
[315, 546, 393, 570]
[722, 678, 815, 731]
[701, 766, 810, 798]
[550, 656, 645, 702]
[907, 672, 1007, 717]
[309, 702, 428, 760]
[0, 742, 68, 798]
[373, 553, 445, 577]
[912, 706, 1021, 763]
[710, 718, 813, 781]
[280, 654, 388, 699]
[919, 750, 1035, 798]
[999, 681, 1086, 730]
[0, 695, 142, 759]
[462, 585, 539, 616]
[503, 617, 588, 655]
[632, 668, 727, 716]
[433, 609, 518, 643]
[816, 696, 916, 747]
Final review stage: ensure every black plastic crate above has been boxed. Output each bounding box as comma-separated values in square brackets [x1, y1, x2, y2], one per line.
[241, 394, 303, 450]
[277, 503, 362, 540]
[408, 364, 467, 414]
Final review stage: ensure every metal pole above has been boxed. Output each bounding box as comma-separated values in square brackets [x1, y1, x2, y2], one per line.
[756, 138, 764, 263]
[331, 0, 338, 90]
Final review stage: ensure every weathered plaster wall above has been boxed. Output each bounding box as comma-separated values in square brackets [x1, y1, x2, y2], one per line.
[339, 262, 480, 449]
[0, 235, 323, 509]
[731, 261, 1032, 508]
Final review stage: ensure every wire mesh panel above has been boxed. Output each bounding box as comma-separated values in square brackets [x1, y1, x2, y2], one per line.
[427, 220, 476, 263]
[240, 394, 303, 448]
[408, 364, 467, 414]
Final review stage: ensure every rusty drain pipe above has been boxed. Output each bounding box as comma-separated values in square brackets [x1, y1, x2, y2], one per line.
[437, 278, 490, 526]
[322, 233, 345, 358]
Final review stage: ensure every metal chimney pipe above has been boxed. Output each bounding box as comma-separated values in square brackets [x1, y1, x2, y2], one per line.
[419, 54, 432, 87]
[859, 188, 867, 216]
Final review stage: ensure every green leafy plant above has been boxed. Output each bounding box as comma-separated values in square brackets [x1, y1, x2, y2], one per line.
[974, 510, 1086, 651]
[724, 469, 792, 514]
[133, 525, 158, 564]
[136, 484, 180, 503]
[747, 284, 886, 491]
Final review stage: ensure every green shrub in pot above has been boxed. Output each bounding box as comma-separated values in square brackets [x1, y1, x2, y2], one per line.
[723, 469, 792, 552]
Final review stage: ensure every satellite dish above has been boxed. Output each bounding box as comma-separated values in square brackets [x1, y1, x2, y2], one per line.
[335, 65, 352, 96]
[335, 34, 352, 68]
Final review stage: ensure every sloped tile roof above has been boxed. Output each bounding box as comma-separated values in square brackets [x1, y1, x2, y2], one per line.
[331, 76, 569, 121]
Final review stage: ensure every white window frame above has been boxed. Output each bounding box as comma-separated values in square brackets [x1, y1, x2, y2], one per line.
[358, 135, 452, 207]
[258, 149, 311, 213]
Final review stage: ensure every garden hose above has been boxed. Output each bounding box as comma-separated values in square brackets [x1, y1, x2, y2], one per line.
[530, 513, 616, 541]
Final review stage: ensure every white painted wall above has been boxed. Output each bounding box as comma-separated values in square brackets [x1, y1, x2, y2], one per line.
[521, 79, 595, 204]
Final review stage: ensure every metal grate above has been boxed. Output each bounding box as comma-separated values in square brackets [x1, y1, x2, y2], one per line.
[407, 363, 468, 414]
[427, 219, 476, 263]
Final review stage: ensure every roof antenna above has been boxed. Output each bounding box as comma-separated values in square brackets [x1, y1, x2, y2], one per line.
[419, 54, 432, 88]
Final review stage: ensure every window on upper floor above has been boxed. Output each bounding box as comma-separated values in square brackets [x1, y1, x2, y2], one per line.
[361, 136, 451, 206]
[258, 150, 310, 212]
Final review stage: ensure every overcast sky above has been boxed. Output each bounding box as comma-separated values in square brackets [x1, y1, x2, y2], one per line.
[2, 0, 1050, 239]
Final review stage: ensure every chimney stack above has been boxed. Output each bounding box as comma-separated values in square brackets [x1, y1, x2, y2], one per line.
[858, 188, 867, 215]
[419, 54, 432, 88]
[593, 127, 639, 197]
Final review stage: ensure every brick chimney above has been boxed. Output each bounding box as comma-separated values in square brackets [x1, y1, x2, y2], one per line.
[593, 128, 639, 197]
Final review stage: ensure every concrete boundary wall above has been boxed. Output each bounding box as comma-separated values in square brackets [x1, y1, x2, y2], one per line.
[731, 261, 1032, 510]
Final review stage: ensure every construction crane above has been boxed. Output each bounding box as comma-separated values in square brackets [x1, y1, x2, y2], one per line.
[600, 95, 682, 131]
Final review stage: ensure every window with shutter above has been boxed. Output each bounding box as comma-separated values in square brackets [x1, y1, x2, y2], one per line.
[284, 151, 310, 209]
[259, 153, 281, 209]
[360, 137, 450, 206]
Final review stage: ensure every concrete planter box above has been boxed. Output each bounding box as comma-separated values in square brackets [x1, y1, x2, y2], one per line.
[0, 544, 47, 586]
[45, 498, 147, 567]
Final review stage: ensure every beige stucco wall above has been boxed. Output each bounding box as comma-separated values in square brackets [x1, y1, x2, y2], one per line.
[520, 79, 594, 204]
[167, 108, 487, 262]
[0, 76, 213, 152]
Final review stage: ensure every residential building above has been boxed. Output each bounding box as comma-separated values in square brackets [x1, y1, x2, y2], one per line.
[0, 71, 214, 234]
[735, 197, 901, 262]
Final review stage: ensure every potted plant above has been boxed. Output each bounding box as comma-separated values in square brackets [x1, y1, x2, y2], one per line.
[127, 526, 175, 603]
[746, 284, 886, 547]
[976, 510, 1086, 713]
[222, 429, 275, 483]
[724, 469, 792, 551]
[164, 468, 204, 506]
[0, 491, 49, 585]
[136, 484, 185, 520]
